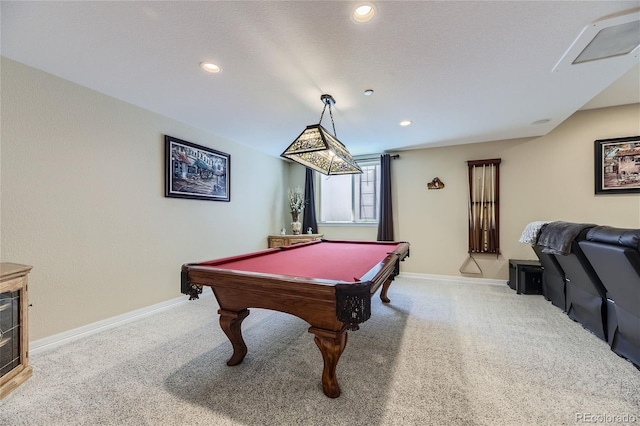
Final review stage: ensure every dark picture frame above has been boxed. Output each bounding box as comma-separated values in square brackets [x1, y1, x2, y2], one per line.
[165, 135, 230, 202]
[595, 136, 640, 195]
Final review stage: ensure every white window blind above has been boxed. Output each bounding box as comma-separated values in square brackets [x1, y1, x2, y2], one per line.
[318, 159, 381, 223]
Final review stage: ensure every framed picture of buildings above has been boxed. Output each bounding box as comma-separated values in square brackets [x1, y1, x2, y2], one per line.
[165, 135, 231, 201]
[595, 136, 640, 195]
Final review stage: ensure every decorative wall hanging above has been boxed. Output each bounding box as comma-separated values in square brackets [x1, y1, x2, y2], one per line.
[165, 135, 231, 202]
[595, 136, 640, 194]
[427, 177, 445, 190]
[467, 158, 501, 254]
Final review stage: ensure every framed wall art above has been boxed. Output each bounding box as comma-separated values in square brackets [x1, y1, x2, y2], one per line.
[595, 136, 640, 195]
[165, 135, 230, 201]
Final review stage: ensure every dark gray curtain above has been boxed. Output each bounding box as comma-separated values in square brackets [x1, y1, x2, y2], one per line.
[302, 168, 318, 234]
[376, 154, 394, 241]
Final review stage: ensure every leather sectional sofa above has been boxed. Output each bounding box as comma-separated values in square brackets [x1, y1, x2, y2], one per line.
[529, 222, 639, 369]
[579, 226, 640, 369]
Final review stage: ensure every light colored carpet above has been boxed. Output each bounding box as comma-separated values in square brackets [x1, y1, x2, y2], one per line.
[1, 276, 638, 425]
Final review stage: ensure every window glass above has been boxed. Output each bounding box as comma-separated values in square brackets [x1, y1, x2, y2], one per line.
[318, 159, 380, 223]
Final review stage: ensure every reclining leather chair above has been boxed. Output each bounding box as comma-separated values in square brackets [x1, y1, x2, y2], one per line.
[553, 229, 608, 341]
[579, 226, 640, 368]
[533, 245, 567, 311]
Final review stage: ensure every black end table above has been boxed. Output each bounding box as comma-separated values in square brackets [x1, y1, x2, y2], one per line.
[508, 259, 543, 295]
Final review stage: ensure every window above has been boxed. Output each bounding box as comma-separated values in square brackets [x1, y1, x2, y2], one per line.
[318, 159, 381, 223]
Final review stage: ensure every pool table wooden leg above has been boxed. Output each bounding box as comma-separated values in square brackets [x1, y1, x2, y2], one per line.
[218, 309, 250, 366]
[380, 277, 393, 303]
[309, 326, 348, 398]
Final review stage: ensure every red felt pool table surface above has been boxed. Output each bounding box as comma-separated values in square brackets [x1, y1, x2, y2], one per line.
[199, 239, 403, 282]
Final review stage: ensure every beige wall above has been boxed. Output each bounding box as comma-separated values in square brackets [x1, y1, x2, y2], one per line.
[1, 58, 289, 340]
[393, 105, 639, 278]
[292, 104, 640, 279]
[3, 57, 639, 340]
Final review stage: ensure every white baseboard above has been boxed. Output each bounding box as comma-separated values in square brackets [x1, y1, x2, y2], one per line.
[30, 293, 211, 355]
[398, 272, 507, 286]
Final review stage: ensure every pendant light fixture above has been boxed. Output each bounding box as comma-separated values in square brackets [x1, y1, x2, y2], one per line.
[281, 94, 362, 175]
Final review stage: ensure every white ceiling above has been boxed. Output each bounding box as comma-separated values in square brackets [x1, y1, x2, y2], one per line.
[2, 1, 639, 158]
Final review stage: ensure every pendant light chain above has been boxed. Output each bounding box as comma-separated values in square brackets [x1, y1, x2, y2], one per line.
[318, 97, 337, 137]
[318, 102, 328, 126]
[329, 106, 337, 137]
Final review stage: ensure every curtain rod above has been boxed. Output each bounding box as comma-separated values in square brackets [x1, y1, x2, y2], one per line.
[354, 154, 401, 162]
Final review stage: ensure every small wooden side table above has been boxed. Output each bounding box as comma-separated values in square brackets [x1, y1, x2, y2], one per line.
[268, 234, 323, 248]
[0, 263, 33, 399]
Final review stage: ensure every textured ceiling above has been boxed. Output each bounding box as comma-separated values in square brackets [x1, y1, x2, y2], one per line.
[2, 1, 639, 157]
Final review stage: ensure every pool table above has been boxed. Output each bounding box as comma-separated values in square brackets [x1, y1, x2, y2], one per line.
[181, 239, 410, 398]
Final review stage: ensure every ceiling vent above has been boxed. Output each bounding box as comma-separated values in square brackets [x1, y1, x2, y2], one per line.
[553, 10, 640, 72]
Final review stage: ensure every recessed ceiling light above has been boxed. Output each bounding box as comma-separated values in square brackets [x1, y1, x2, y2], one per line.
[200, 62, 221, 73]
[363, 89, 374, 96]
[531, 118, 551, 125]
[352, 4, 376, 23]
[399, 120, 412, 126]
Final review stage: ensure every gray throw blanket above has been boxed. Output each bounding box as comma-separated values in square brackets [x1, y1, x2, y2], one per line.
[536, 221, 596, 255]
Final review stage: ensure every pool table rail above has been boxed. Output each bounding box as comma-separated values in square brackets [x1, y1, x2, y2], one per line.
[187, 268, 343, 330]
